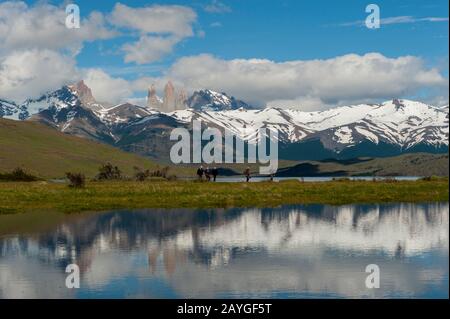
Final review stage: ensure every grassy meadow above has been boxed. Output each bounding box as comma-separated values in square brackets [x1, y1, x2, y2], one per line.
[0, 179, 447, 215]
[0, 118, 190, 178]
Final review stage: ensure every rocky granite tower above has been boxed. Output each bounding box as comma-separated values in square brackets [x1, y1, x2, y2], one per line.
[147, 84, 162, 110]
[175, 88, 187, 110]
[68, 80, 102, 110]
[163, 81, 176, 112]
[145, 81, 186, 112]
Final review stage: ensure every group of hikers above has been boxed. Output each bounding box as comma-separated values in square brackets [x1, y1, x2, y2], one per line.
[196, 166, 219, 181]
[196, 166, 253, 182]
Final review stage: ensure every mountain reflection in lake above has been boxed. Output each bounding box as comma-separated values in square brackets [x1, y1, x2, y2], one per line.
[0, 203, 448, 299]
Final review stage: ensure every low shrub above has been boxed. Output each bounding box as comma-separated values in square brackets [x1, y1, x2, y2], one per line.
[66, 172, 86, 188]
[150, 166, 170, 178]
[420, 175, 446, 182]
[133, 166, 173, 181]
[134, 166, 150, 181]
[96, 163, 122, 181]
[0, 168, 39, 182]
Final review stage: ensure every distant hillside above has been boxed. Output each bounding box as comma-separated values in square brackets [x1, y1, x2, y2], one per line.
[0, 118, 177, 178]
[277, 153, 449, 177]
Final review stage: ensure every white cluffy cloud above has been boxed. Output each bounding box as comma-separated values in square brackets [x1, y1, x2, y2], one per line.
[0, 1, 117, 102]
[0, 49, 79, 101]
[122, 36, 180, 64]
[164, 53, 448, 110]
[110, 3, 197, 37]
[109, 3, 198, 64]
[0, 1, 115, 55]
[83, 69, 133, 105]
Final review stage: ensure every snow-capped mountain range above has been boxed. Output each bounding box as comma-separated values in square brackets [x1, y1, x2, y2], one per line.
[172, 99, 448, 150]
[1, 82, 448, 160]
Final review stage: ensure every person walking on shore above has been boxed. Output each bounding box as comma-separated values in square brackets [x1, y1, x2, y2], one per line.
[244, 167, 251, 182]
[212, 167, 218, 182]
[196, 166, 204, 181]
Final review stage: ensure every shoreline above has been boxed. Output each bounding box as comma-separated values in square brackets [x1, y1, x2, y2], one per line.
[0, 179, 448, 215]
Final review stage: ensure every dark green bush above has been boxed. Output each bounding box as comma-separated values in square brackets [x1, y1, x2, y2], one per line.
[66, 172, 86, 188]
[96, 163, 122, 180]
[0, 168, 39, 181]
[150, 166, 170, 178]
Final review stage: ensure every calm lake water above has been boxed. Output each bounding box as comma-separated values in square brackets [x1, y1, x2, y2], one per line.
[215, 176, 421, 182]
[0, 202, 448, 299]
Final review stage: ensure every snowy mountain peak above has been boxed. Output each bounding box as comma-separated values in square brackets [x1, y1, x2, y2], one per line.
[0, 81, 106, 121]
[186, 89, 254, 111]
[67, 80, 104, 111]
[97, 102, 154, 124]
[68, 80, 93, 101]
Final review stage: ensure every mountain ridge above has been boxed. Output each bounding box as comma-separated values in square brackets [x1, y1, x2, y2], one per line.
[0, 82, 448, 161]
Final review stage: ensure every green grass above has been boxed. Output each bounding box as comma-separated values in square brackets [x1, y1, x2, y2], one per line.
[0, 179, 447, 215]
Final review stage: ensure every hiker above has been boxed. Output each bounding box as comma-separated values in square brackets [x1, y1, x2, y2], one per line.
[205, 167, 211, 181]
[212, 167, 218, 182]
[196, 166, 204, 181]
[244, 167, 251, 182]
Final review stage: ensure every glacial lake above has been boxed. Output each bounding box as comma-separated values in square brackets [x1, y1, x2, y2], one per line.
[0, 202, 448, 299]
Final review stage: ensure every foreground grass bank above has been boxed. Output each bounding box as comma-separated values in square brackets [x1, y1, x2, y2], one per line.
[0, 179, 448, 214]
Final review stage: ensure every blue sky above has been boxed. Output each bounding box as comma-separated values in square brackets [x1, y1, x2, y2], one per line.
[69, 0, 449, 71]
[1, 0, 449, 108]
